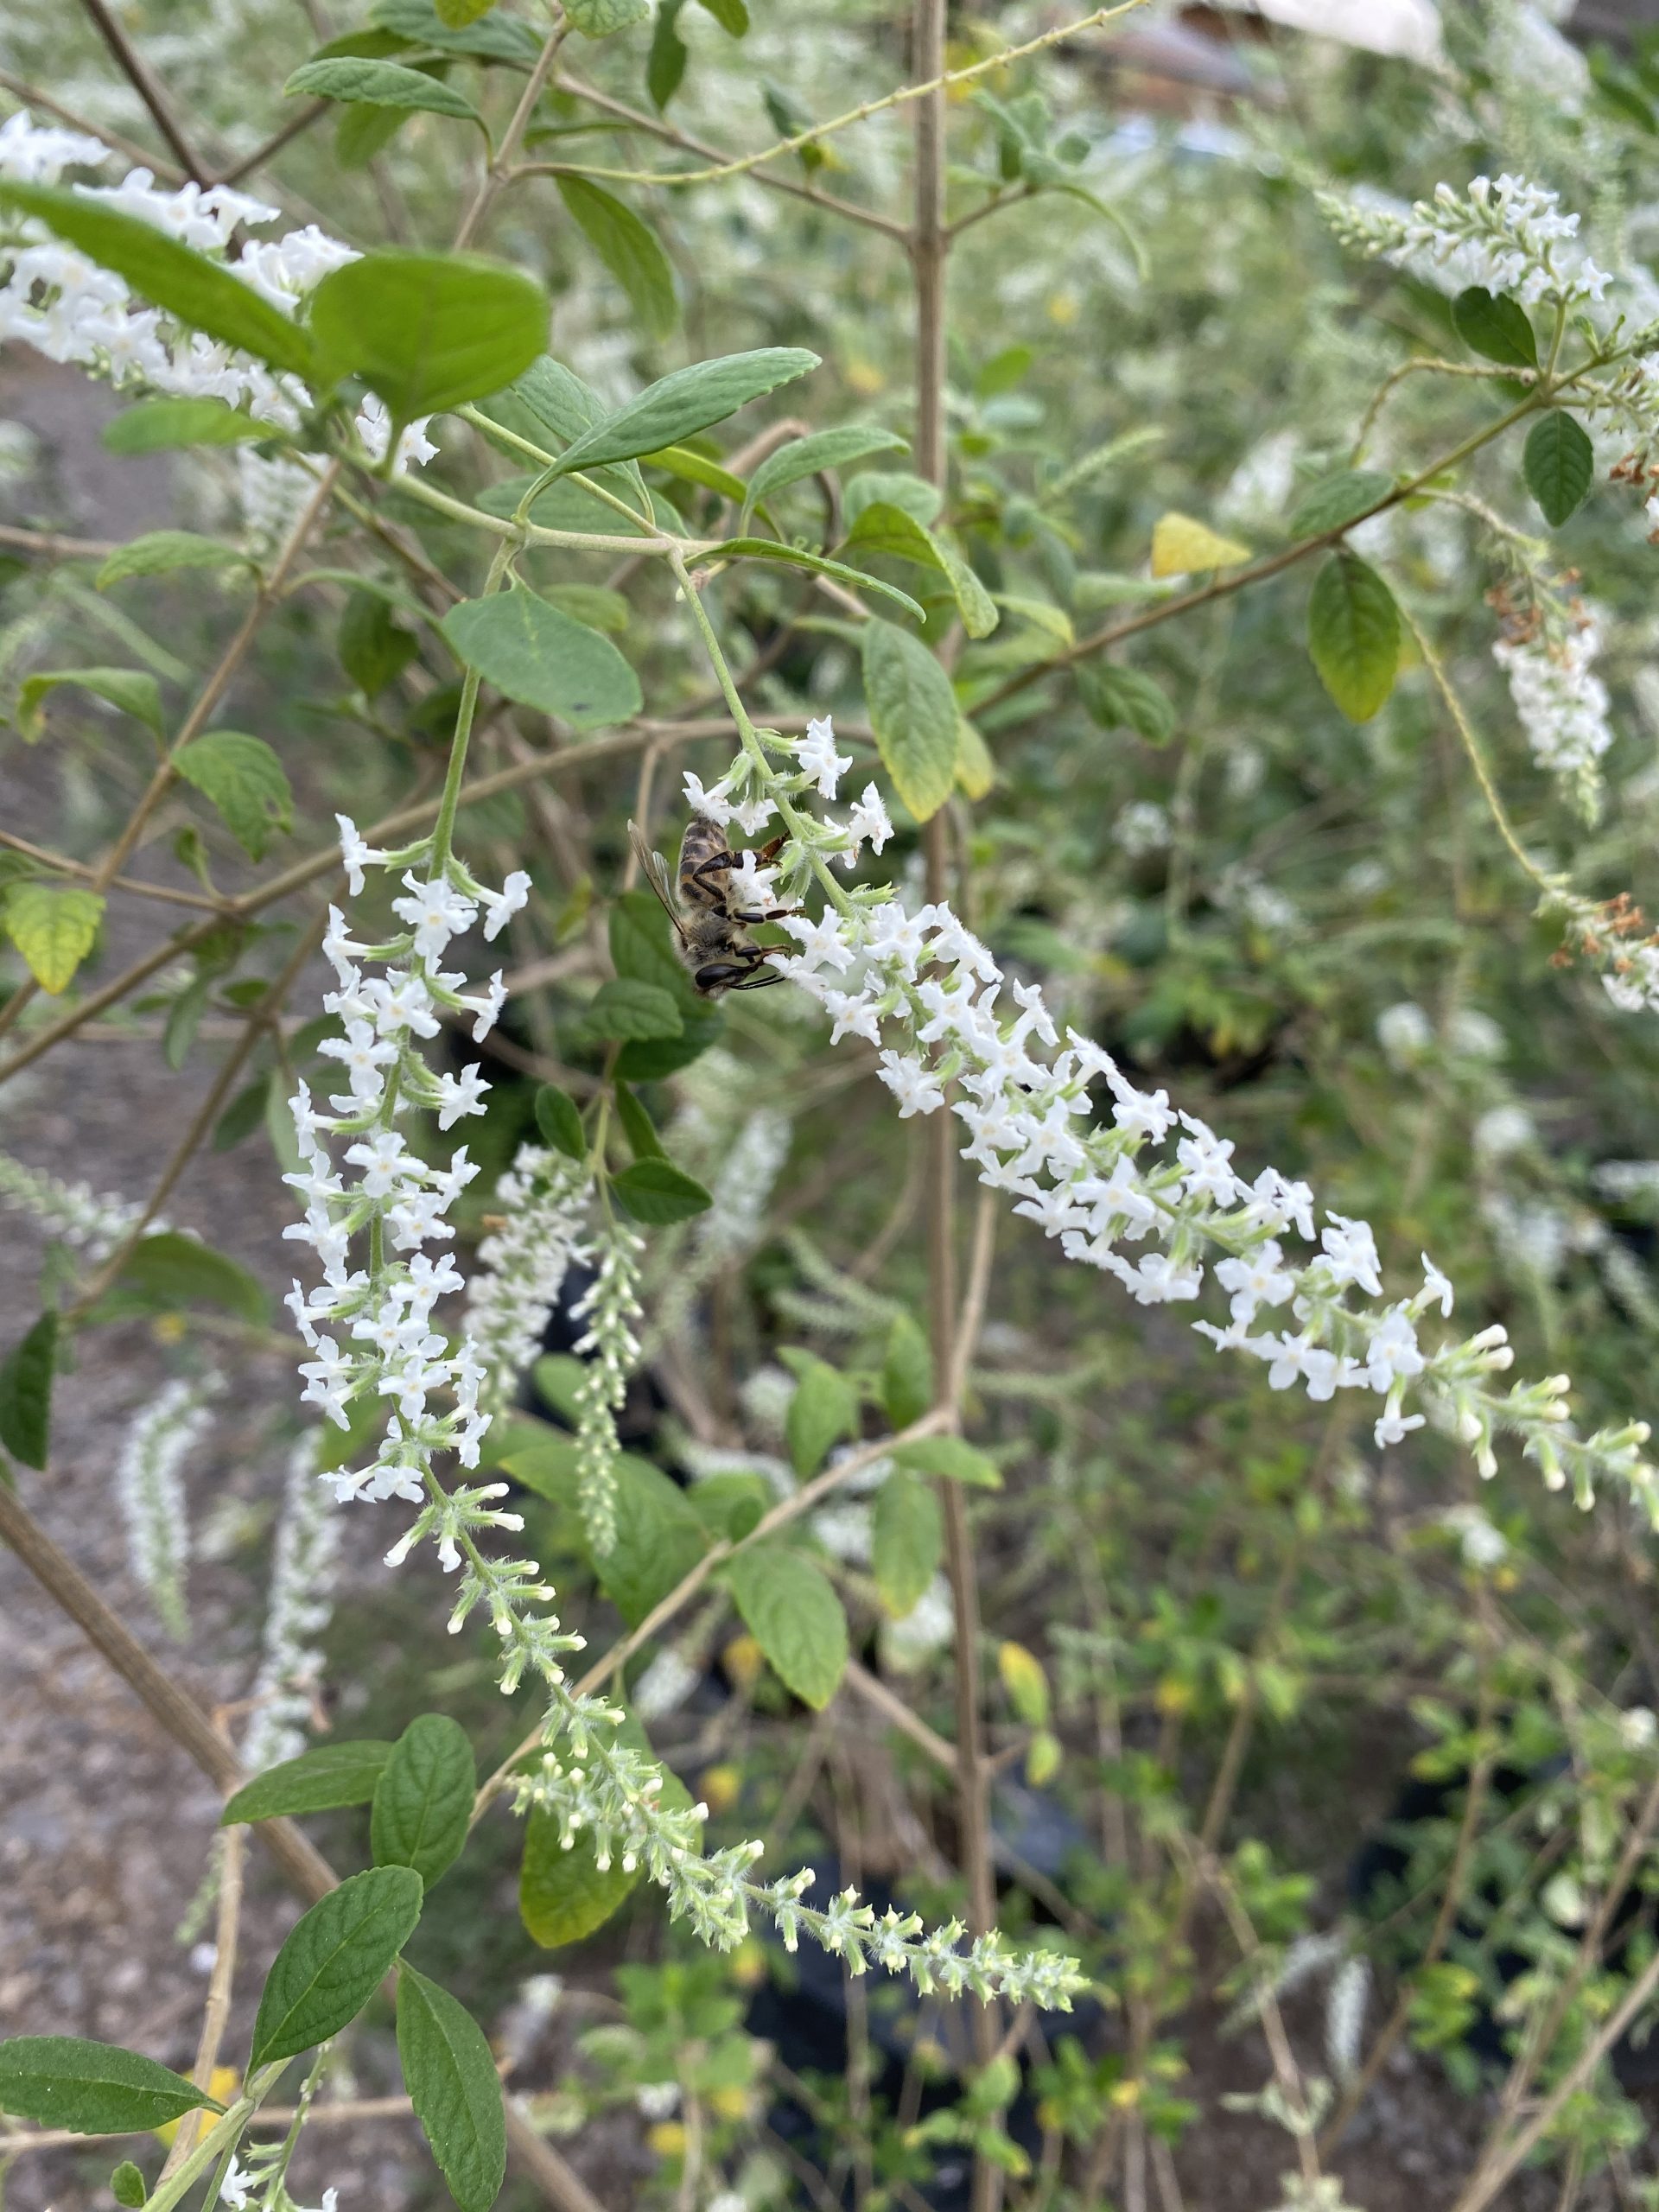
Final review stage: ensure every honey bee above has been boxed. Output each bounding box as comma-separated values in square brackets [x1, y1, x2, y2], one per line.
[627, 815, 800, 996]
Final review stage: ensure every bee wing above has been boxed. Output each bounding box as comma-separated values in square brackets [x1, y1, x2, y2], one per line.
[626, 820, 690, 944]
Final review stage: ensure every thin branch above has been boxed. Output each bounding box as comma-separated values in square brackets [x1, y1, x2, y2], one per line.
[75, 0, 209, 181]
[214, 100, 331, 188]
[156, 1826, 245, 2181]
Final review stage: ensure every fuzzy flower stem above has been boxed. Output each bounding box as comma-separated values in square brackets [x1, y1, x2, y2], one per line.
[431, 537, 515, 873]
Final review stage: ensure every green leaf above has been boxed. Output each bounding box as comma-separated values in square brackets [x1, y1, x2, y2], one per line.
[1077, 664, 1176, 747]
[556, 175, 677, 342]
[1523, 411, 1595, 527]
[340, 590, 420, 696]
[1287, 468, 1394, 540]
[250, 1866, 425, 2068]
[535, 1084, 587, 1160]
[372, 1715, 476, 1888]
[434, 0, 499, 22]
[861, 619, 958, 821]
[872, 1467, 943, 1617]
[520, 1718, 690, 1944]
[691, 537, 924, 621]
[16, 667, 162, 741]
[785, 1353, 858, 1477]
[607, 887, 722, 1077]
[614, 1081, 665, 1160]
[724, 1544, 848, 1710]
[597, 1457, 709, 1626]
[4, 884, 104, 995]
[611, 1157, 713, 1224]
[551, 348, 819, 476]
[96, 531, 250, 590]
[285, 56, 481, 119]
[1451, 286, 1538, 369]
[744, 423, 908, 523]
[647, 0, 689, 107]
[640, 444, 746, 502]
[889, 1435, 1001, 1488]
[103, 398, 271, 454]
[221, 1740, 394, 1826]
[881, 1311, 933, 1430]
[213, 1076, 269, 1153]
[337, 99, 411, 168]
[844, 470, 942, 527]
[0, 183, 315, 379]
[397, 1968, 506, 2212]
[696, 0, 747, 30]
[1306, 551, 1400, 724]
[842, 503, 996, 636]
[0, 2037, 223, 2136]
[111, 1230, 270, 1324]
[0, 1312, 57, 1472]
[543, 583, 630, 633]
[587, 977, 683, 1040]
[564, 0, 650, 29]
[308, 251, 548, 423]
[174, 732, 294, 861]
[372, 0, 543, 60]
[111, 2161, 149, 2207]
[442, 585, 641, 730]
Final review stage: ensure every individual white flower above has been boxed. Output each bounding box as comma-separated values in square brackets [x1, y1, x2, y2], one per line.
[780, 912, 856, 975]
[797, 715, 851, 799]
[336, 814, 387, 897]
[1114, 799, 1170, 857]
[1474, 1104, 1535, 1160]
[393, 873, 480, 960]
[434, 1065, 490, 1130]
[683, 770, 735, 824]
[875, 1050, 945, 1117]
[841, 784, 894, 866]
[1444, 1007, 1505, 1061]
[478, 868, 532, 941]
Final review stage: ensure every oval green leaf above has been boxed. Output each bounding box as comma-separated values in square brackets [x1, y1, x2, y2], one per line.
[724, 1543, 849, 1710]
[890, 1434, 1001, 1488]
[1451, 286, 1538, 369]
[1287, 468, 1394, 541]
[1306, 550, 1400, 723]
[110, 1231, 270, 1324]
[285, 56, 481, 120]
[534, 1084, 587, 1160]
[861, 618, 958, 821]
[371, 1713, 476, 1887]
[744, 423, 908, 523]
[397, 1967, 506, 2212]
[221, 1740, 394, 1827]
[785, 1353, 858, 1478]
[0, 1310, 58, 1471]
[442, 585, 642, 729]
[1523, 410, 1595, 527]
[96, 532, 251, 591]
[555, 175, 677, 342]
[873, 1466, 944, 1617]
[103, 397, 273, 454]
[250, 1865, 424, 2067]
[611, 1157, 713, 1224]
[588, 977, 683, 1041]
[308, 250, 548, 422]
[175, 732, 294, 861]
[0, 2037, 224, 2136]
[551, 346, 819, 476]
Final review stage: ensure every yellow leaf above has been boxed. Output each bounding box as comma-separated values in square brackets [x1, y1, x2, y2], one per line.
[1150, 512, 1251, 579]
[648, 2121, 688, 2159]
[702, 1762, 742, 1815]
[955, 716, 995, 800]
[997, 1639, 1050, 1728]
[721, 1632, 763, 1692]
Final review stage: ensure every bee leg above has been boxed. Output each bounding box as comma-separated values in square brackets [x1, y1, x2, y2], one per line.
[728, 969, 787, 990]
[688, 849, 744, 879]
[693, 960, 754, 992]
[756, 833, 788, 863]
[731, 904, 804, 924]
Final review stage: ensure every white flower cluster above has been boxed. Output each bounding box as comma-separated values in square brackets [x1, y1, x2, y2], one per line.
[284, 817, 527, 1525]
[0, 111, 436, 487]
[1320, 173, 1611, 308]
[569, 1217, 645, 1557]
[682, 713, 893, 895]
[508, 1720, 1084, 2008]
[1548, 888, 1659, 1018]
[462, 1144, 592, 1417]
[241, 1433, 340, 1776]
[1114, 799, 1171, 858]
[1493, 617, 1613, 817]
[0, 1146, 162, 1260]
[683, 730, 1656, 1517]
[116, 1372, 220, 1641]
